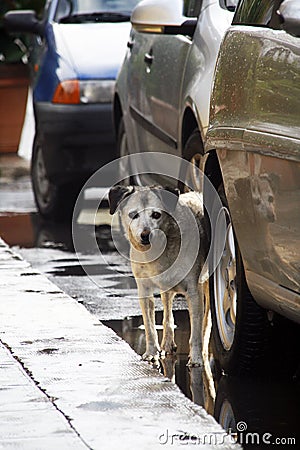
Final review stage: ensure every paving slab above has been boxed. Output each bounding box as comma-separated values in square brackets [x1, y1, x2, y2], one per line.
[0, 238, 240, 449]
[0, 342, 87, 450]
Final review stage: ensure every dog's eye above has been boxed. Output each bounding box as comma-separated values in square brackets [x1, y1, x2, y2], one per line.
[151, 211, 161, 220]
[129, 211, 139, 220]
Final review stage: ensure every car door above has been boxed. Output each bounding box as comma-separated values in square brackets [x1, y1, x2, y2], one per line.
[126, 0, 201, 184]
[245, 3, 300, 294]
[28, 0, 55, 101]
[220, 0, 300, 295]
[130, 0, 201, 153]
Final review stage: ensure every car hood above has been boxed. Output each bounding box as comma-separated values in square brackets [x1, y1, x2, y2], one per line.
[52, 22, 131, 79]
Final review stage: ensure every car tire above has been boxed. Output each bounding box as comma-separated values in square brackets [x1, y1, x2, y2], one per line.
[31, 134, 82, 222]
[180, 128, 204, 192]
[214, 374, 300, 442]
[213, 376, 258, 441]
[209, 182, 271, 376]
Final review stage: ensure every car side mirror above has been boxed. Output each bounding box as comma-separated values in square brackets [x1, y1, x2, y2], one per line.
[220, 0, 239, 12]
[4, 10, 44, 37]
[278, 0, 300, 37]
[131, 0, 197, 38]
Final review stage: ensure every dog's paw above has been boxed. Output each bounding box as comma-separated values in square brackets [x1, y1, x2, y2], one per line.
[142, 351, 160, 363]
[187, 344, 204, 367]
[187, 354, 203, 368]
[161, 341, 177, 356]
[187, 359, 204, 368]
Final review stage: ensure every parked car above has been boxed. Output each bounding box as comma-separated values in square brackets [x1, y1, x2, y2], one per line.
[205, 0, 300, 376]
[4, 0, 141, 221]
[113, 0, 237, 188]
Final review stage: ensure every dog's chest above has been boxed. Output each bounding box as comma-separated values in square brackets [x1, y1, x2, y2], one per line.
[131, 255, 170, 279]
[131, 246, 198, 293]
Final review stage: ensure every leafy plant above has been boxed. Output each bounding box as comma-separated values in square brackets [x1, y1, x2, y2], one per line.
[0, 0, 45, 63]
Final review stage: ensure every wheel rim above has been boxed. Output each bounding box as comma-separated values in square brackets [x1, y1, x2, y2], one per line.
[33, 144, 54, 209]
[213, 207, 237, 350]
[185, 153, 202, 191]
[219, 399, 236, 432]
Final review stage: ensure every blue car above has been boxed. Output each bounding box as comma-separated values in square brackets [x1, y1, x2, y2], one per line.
[4, 0, 140, 220]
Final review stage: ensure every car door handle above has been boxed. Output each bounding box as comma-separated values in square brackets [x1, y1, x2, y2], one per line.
[144, 52, 154, 64]
[127, 39, 134, 49]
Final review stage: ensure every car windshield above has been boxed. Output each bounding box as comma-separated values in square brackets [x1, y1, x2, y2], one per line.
[55, 0, 141, 23]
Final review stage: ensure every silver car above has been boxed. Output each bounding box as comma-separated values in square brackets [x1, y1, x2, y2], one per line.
[114, 0, 236, 187]
[205, 0, 300, 376]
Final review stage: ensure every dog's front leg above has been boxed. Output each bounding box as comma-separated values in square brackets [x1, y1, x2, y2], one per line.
[161, 291, 177, 355]
[138, 290, 160, 362]
[186, 285, 204, 367]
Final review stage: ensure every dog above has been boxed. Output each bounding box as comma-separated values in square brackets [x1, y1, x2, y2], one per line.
[108, 185, 209, 367]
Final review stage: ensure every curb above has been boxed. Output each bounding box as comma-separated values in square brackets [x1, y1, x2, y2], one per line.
[0, 238, 240, 449]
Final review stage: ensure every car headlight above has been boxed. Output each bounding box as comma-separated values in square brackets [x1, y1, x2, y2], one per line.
[80, 80, 115, 104]
[52, 79, 115, 104]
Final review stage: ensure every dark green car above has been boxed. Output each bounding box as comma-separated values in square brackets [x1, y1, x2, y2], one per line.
[205, 0, 300, 376]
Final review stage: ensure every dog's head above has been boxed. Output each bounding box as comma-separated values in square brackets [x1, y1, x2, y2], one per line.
[109, 185, 179, 250]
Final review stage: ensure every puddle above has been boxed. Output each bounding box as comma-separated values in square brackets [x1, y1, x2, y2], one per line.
[0, 212, 74, 250]
[49, 263, 116, 277]
[47, 262, 135, 287]
[104, 311, 300, 449]
[0, 212, 36, 248]
[0, 209, 117, 254]
[104, 311, 196, 402]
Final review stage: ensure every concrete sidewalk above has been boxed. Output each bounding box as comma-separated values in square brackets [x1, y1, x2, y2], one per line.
[0, 154, 30, 184]
[0, 238, 239, 449]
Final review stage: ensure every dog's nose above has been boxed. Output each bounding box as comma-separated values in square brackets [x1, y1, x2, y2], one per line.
[140, 228, 150, 245]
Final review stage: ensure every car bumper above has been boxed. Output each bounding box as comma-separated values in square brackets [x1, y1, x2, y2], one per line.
[34, 102, 117, 184]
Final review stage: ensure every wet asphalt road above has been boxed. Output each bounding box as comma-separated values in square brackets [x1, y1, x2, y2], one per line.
[1, 176, 300, 449]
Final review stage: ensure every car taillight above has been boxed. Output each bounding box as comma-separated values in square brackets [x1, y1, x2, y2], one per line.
[52, 80, 80, 104]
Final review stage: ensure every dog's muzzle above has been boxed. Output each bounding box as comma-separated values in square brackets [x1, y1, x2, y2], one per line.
[140, 229, 151, 246]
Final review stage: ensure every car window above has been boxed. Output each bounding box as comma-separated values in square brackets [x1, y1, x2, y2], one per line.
[75, 0, 140, 13]
[54, 0, 141, 22]
[41, 0, 52, 20]
[233, 0, 283, 29]
[183, 0, 202, 17]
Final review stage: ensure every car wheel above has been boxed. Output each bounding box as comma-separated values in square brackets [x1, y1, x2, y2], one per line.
[213, 376, 258, 443]
[214, 378, 237, 435]
[180, 128, 204, 192]
[31, 134, 82, 222]
[209, 182, 271, 376]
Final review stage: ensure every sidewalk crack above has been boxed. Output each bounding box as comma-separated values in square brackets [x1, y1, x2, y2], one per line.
[1, 339, 93, 450]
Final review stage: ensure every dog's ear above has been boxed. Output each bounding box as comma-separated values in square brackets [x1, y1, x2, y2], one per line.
[108, 185, 135, 214]
[155, 186, 180, 213]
